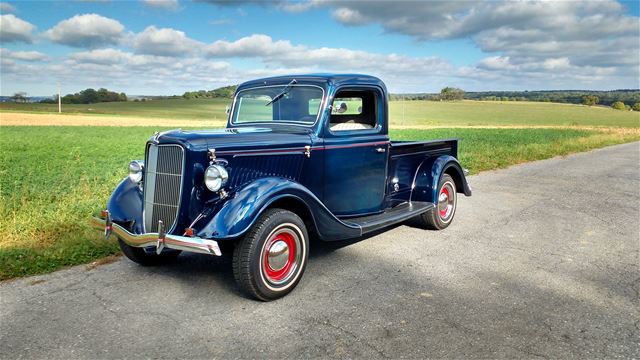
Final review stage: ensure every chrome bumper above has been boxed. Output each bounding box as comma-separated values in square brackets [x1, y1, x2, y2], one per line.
[91, 213, 221, 256]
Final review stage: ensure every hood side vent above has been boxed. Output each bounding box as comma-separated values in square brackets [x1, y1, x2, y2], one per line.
[227, 154, 304, 189]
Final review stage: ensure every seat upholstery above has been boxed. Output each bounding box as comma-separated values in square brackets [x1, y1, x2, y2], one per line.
[329, 122, 374, 131]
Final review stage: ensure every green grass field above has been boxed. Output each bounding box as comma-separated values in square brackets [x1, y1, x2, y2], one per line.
[2, 98, 638, 127]
[1, 125, 639, 280]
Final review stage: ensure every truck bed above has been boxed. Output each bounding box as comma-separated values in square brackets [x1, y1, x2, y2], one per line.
[389, 138, 458, 158]
[386, 138, 459, 206]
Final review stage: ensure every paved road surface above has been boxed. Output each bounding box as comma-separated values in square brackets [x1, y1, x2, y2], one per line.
[1, 142, 639, 359]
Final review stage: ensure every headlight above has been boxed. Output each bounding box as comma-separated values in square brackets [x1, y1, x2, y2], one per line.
[128, 160, 144, 183]
[204, 164, 228, 192]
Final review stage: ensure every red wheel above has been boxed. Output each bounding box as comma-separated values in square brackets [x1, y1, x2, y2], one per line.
[417, 174, 457, 230]
[233, 209, 308, 301]
[260, 224, 303, 288]
[437, 179, 456, 223]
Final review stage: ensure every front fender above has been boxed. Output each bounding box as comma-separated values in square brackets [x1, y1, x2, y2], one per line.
[197, 177, 361, 241]
[411, 155, 472, 203]
[106, 178, 144, 233]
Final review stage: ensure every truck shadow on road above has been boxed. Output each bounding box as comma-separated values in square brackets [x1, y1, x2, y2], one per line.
[144, 223, 408, 298]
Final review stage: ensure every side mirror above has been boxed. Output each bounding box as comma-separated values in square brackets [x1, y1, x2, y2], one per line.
[225, 105, 230, 115]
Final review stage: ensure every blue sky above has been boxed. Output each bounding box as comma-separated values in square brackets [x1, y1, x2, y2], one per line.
[1, 0, 639, 96]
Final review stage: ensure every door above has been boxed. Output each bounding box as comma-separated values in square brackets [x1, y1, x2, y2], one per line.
[322, 88, 388, 216]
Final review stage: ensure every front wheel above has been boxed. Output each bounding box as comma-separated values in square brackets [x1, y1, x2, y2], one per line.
[417, 173, 458, 230]
[232, 208, 309, 301]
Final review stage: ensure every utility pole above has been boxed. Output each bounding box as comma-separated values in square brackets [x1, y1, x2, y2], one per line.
[402, 93, 405, 125]
[57, 82, 61, 113]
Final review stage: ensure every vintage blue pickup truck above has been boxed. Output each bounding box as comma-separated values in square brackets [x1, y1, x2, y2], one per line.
[93, 74, 471, 300]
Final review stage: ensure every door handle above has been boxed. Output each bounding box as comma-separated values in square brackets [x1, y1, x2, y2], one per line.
[375, 147, 386, 153]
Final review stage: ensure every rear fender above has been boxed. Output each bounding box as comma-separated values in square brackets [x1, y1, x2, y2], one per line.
[106, 178, 144, 233]
[197, 177, 361, 241]
[410, 155, 471, 203]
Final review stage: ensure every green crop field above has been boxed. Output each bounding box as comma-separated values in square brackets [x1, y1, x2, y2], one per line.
[2, 98, 638, 127]
[389, 100, 640, 128]
[1, 125, 639, 280]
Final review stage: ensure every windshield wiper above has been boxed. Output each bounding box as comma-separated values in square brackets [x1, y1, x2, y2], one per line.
[265, 79, 297, 106]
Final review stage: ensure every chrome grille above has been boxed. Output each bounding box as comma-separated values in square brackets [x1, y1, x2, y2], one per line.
[144, 144, 184, 233]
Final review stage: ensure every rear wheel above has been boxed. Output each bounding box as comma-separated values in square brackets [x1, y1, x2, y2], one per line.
[118, 239, 181, 266]
[232, 208, 309, 301]
[418, 173, 457, 230]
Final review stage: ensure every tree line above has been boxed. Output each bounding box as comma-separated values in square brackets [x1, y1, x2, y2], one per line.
[182, 85, 237, 99]
[37, 88, 127, 104]
[389, 88, 640, 111]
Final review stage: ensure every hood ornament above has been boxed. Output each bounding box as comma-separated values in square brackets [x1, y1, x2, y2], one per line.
[151, 129, 181, 144]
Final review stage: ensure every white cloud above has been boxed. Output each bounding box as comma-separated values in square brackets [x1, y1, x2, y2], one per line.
[478, 56, 514, 71]
[0, 2, 16, 13]
[332, 7, 368, 25]
[205, 34, 301, 57]
[69, 48, 133, 65]
[132, 26, 202, 56]
[143, 0, 180, 11]
[1, 48, 48, 61]
[44, 13, 124, 48]
[0, 14, 35, 43]
[204, 33, 455, 86]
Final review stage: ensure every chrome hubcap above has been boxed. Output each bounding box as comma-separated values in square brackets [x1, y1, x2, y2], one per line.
[267, 240, 290, 272]
[261, 224, 303, 287]
[438, 181, 455, 221]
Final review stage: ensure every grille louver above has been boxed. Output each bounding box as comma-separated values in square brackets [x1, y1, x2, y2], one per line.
[144, 144, 184, 233]
[228, 154, 304, 189]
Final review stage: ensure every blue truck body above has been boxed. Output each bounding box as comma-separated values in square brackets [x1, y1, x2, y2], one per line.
[94, 74, 471, 300]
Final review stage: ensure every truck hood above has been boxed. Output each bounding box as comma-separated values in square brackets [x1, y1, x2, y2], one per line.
[152, 126, 313, 153]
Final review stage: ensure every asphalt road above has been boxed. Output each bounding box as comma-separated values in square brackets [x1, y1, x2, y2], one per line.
[1, 142, 639, 359]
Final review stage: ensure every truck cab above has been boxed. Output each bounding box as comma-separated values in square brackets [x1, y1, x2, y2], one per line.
[94, 74, 471, 301]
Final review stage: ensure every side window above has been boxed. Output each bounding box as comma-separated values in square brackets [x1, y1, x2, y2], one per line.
[329, 90, 376, 132]
[331, 98, 362, 115]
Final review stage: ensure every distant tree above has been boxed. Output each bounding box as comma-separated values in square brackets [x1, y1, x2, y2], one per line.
[501, 96, 509, 102]
[11, 92, 27, 103]
[611, 101, 626, 110]
[582, 95, 599, 106]
[60, 88, 126, 104]
[440, 87, 465, 101]
[632, 102, 640, 111]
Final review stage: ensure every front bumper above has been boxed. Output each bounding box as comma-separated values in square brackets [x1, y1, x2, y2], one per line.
[91, 213, 221, 256]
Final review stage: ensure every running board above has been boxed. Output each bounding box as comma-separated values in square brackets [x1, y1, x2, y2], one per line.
[343, 201, 434, 235]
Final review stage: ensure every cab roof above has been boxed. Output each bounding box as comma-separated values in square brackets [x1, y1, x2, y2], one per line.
[236, 73, 387, 92]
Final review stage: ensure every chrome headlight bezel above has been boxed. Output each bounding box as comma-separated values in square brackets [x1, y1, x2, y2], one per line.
[204, 164, 229, 192]
[128, 160, 144, 184]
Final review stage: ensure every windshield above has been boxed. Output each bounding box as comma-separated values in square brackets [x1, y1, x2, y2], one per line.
[231, 85, 324, 125]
